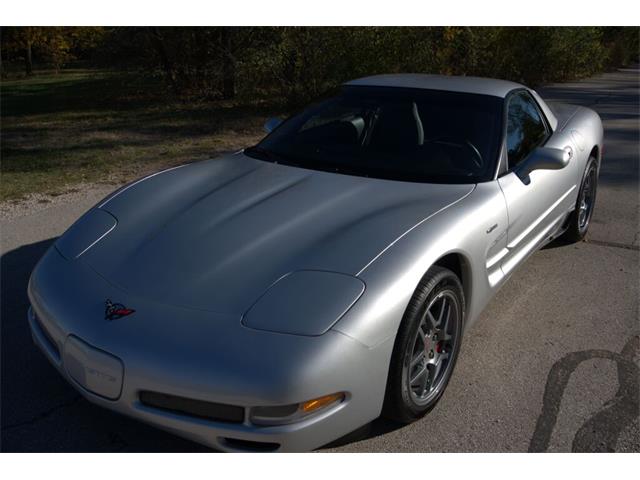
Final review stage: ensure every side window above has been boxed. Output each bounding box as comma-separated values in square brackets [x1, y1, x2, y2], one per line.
[506, 91, 548, 169]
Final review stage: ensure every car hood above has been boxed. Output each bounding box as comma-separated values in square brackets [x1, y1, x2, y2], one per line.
[79, 153, 474, 314]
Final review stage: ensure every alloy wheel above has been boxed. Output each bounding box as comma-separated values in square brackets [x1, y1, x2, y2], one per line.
[405, 290, 461, 405]
[578, 167, 596, 229]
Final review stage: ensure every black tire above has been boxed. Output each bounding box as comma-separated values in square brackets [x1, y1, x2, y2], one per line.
[562, 155, 598, 243]
[383, 265, 465, 423]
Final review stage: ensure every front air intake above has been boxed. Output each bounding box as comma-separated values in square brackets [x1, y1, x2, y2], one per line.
[139, 391, 244, 424]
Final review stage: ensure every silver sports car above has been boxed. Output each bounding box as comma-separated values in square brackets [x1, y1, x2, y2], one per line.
[27, 74, 602, 452]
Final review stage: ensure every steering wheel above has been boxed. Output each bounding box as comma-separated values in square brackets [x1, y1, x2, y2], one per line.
[428, 137, 483, 169]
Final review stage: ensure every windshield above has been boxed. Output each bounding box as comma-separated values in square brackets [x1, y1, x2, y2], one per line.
[246, 86, 504, 183]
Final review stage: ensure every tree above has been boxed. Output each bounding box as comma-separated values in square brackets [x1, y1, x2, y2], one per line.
[1, 27, 106, 75]
[2, 27, 42, 75]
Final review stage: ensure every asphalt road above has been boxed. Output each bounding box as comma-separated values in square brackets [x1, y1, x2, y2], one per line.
[1, 66, 638, 452]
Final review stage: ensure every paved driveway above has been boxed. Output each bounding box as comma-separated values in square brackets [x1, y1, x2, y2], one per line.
[1, 66, 638, 452]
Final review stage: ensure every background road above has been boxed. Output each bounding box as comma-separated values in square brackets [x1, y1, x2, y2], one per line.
[2, 66, 638, 452]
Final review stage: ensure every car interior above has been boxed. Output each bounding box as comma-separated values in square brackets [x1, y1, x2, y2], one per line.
[293, 99, 495, 179]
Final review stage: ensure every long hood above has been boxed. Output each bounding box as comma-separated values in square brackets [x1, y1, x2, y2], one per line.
[79, 153, 473, 314]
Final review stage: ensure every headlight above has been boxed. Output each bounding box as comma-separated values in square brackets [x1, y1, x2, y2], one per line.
[250, 392, 345, 426]
[242, 270, 365, 336]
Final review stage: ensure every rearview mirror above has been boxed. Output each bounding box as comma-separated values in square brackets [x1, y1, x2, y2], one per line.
[515, 146, 571, 182]
[264, 117, 282, 134]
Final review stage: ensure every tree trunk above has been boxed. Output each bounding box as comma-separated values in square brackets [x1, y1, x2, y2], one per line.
[221, 29, 236, 99]
[150, 28, 179, 94]
[25, 40, 33, 76]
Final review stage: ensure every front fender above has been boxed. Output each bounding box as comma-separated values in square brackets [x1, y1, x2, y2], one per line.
[332, 182, 508, 348]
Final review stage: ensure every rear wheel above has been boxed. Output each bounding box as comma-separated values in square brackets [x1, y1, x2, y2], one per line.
[563, 155, 598, 243]
[383, 266, 465, 423]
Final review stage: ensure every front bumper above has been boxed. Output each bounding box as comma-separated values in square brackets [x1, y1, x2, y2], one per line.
[27, 247, 394, 452]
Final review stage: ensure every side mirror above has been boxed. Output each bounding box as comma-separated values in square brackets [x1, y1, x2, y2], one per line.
[264, 117, 282, 134]
[515, 146, 571, 182]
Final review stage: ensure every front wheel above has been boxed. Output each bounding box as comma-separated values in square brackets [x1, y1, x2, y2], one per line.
[383, 266, 465, 423]
[563, 155, 598, 243]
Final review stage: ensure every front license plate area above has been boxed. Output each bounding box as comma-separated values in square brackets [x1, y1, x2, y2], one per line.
[63, 335, 123, 400]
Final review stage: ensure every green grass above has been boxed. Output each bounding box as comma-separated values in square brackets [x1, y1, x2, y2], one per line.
[1, 69, 277, 201]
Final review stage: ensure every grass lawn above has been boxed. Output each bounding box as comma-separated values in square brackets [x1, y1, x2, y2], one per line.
[1, 69, 277, 202]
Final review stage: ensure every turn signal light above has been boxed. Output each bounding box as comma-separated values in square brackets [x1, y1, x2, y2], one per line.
[250, 392, 346, 426]
[301, 393, 345, 413]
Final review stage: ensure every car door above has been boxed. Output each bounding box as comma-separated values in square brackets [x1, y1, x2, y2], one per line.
[498, 90, 578, 277]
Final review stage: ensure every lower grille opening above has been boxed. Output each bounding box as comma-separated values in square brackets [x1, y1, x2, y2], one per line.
[221, 437, 280, 452]
[139, 391, 244, 424]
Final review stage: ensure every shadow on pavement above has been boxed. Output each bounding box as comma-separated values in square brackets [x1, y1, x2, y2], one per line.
[322, 417, 406, 450]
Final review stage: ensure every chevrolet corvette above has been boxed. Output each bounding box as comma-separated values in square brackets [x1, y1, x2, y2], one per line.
[27, 74, 603, 451]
